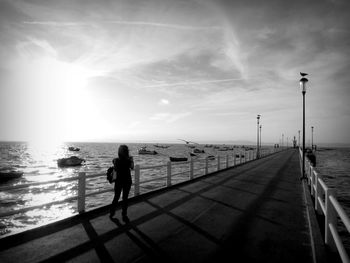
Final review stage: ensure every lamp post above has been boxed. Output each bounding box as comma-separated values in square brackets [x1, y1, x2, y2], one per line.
[260, 125, 262, 153]
[298, 130, 300, 148]
[300, 73, 309, 179]
[257, 115, 261, 158]
[311, 126, 314, 150]
[282, 134, 284, 148]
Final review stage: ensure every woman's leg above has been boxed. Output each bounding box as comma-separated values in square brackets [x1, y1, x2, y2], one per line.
[121, 183, 132, 217]
[110, 183, 122, 217]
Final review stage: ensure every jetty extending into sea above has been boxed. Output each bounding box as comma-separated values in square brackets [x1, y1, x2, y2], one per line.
[0, 148, 349, 262]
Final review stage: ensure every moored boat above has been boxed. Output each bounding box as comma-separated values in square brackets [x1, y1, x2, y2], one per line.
[138, 147, 158, 155]
[68, 147, 80, 151]
[0, 171, 23, 182]
[57, 156, 85, 167]
[170, 157, 188, 162]
[207, 155, 216, 160]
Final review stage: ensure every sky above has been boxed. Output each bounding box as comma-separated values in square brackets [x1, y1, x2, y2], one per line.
[0, 0, 349, 145]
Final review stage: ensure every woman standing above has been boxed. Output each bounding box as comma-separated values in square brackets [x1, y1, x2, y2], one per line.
[110, 145, 134, 222]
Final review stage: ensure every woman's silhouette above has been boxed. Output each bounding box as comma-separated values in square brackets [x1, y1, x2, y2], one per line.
[110, 145, 134, 222]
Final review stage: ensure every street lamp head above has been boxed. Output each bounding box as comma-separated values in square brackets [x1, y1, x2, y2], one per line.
[300, 77, 308, 93]
[257, 114, 261, 120]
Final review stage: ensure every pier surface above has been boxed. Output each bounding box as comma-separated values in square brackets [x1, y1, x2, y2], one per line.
[0, 149, 327, 263]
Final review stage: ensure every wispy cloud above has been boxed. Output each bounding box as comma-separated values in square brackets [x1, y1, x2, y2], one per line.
[150, 112, 191, 123]
[23, 20, 221, 31]
[145, 78, 244, 88]
[16, 37, 57, 58]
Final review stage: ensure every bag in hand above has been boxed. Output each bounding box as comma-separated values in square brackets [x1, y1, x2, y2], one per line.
[106, 166, 117, 184]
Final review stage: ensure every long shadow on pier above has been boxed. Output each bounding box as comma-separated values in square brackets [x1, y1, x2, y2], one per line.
[0, 149, 328, 263]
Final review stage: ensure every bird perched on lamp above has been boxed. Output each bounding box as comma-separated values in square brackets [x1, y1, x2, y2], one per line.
[300, 72, 308, 76]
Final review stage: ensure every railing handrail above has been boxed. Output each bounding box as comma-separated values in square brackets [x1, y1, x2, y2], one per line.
[0, 155, 234, 192]
[330, 195, 350, 233]
[300, 148, 350, 263]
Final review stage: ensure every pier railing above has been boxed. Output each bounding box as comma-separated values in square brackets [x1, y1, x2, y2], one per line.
[0, 148, 278, 221]
[300, 148, 350, 263]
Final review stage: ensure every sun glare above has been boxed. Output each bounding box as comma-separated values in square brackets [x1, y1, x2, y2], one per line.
[21, 57, 93, 144]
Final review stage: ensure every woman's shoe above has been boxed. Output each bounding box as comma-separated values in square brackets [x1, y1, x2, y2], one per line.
[109, 208, 116, 218]
[122, 215, 130, 223]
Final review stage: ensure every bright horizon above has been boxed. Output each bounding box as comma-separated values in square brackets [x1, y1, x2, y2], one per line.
[1, 0, 349, 146]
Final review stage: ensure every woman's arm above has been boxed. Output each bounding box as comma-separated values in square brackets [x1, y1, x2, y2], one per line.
[130, 156, 134, 170]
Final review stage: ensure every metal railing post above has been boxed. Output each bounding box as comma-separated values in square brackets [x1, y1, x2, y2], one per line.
[217, 155, 220, 171]
[190, 157, 194, 179]
[205, 157, 208, 174]
[315, 173, 321, 211]
[310, 166, 314, 196]
[309, 162, 313, 184]
[325, 188, 337, 250]
[134, 165, 140, 196]
[78, 172, 86, 214]
[166, 161, 172, 187]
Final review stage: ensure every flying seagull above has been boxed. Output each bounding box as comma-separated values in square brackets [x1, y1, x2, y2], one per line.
[177, 139, 198, 145]
[300, 72, 308, 76]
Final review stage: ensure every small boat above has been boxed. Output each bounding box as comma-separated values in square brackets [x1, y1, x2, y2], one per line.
[193, 148, 205, 153]
[0, 171, 23, 182]
[207, 155, 216, 160]
[190, 153, 197, 157]
[57, 156, 85, 167]
[170, 157, 188, 162]
[138, 147, 158, 155]
[218, 147, 230, 151]
[68, 147, 80, 151]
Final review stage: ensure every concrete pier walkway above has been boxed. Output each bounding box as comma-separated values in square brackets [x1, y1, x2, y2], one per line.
[0, 149, 327, 263]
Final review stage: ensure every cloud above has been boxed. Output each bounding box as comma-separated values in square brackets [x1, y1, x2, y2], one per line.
[150, 112, 191, 123]
[158, 99, 170, 105]
[23, 20, 221, 31]
[16, 37, 58, 58]
[146, 78, 244, 89]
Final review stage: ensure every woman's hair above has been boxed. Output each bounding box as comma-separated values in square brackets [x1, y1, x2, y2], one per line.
[118, 145, 130, 159]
